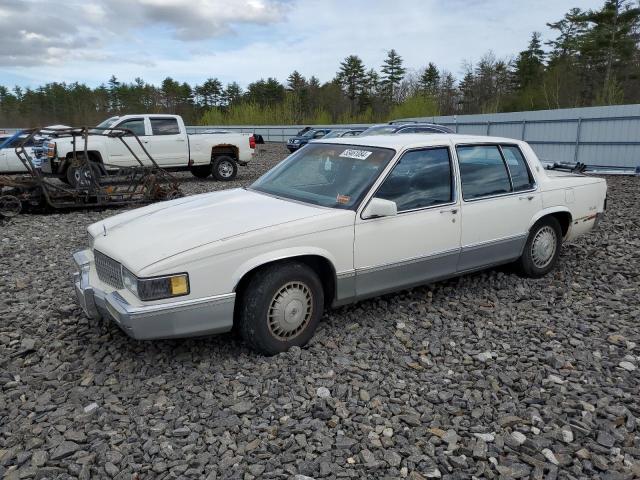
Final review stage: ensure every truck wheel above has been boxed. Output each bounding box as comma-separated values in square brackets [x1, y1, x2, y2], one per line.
[65, 158, 102, 188]
[517, 216, 562, 278]
[190, 165, 211, 179]
[212, 156, 237, 181]
[238, 262, 324, 355]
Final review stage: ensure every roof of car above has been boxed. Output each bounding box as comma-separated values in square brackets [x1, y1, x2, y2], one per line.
[314, 133, 524, 150]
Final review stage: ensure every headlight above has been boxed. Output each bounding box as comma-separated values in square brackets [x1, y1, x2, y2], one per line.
[293, 139, 299, 144]
[122, 268, 189, 301]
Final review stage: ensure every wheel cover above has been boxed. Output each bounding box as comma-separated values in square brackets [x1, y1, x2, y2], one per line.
[531, 225, 557, 269]
[218, 160, 234, 178]
[267, 281, 313, 341]
[0, 195, 22, 218]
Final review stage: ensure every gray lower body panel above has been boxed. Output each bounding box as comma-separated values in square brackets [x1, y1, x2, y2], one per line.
[352, 249, 460, 301]
[457, 234, 527, 273]
[336, 235, 529, 305]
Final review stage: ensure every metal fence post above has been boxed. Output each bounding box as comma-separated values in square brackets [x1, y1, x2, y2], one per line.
[521, 120, 527, 140]
[573, 118, 582, 164]
[486, 121, 491, 135]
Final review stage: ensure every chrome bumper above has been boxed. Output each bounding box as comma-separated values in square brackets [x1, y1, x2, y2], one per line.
[72, 249, 235, 340]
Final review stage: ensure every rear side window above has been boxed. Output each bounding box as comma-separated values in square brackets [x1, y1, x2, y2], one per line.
[376, 147, 453, 211]
[150, 118, 180, 135]
[502, 146, 534, 191]
[457, 145, 511, 200]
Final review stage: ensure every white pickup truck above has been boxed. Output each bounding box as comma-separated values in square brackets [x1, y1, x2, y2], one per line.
[42, 114, 255, 183]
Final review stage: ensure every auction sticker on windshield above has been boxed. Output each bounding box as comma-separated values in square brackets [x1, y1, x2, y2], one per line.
[339, 149, 372, 160]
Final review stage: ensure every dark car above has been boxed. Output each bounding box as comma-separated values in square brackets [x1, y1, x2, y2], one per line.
[286, 128, 331, 152]
[320, 128, 365, 139]
[360, 122, 454, 136]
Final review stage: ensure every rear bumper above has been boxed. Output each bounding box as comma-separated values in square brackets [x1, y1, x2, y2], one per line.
[72, 249, 235, 340]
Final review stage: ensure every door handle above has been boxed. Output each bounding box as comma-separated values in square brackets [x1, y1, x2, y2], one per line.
[440, 207, 458, 214]
[519, 195, 535, 201]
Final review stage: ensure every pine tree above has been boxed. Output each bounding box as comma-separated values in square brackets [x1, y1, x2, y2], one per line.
[380, 49, 406, 102]
[286, 71, 307, 92]
[514, 32, 546, 90]
[336, 55, 367, 111]
[419, 62, 440, 96]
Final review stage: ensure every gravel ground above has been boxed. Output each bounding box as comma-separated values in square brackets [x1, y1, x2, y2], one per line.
[1, 144, 639, 480]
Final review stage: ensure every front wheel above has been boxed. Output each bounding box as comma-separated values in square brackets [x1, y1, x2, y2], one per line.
[517, 216, 562, 278]
[212, 156, 237, 181]
[238, 262, 324, 355]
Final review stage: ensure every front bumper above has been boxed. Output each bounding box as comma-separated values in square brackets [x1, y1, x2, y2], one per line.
[72, 249, 235, 340]
[287, 143, 301, 152]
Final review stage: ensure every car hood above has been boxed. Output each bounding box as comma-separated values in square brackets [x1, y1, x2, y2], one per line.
[90, 189, 336, 273]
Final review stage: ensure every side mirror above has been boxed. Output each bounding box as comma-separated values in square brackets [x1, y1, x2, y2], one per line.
[362, 198, 398, 219]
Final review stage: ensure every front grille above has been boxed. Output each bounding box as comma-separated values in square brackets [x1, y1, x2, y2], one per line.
[94, 250, 123, 289]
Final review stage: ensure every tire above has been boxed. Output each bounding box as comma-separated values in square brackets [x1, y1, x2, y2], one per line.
[65, 157, 101, 188]
[238, 262, 324, 355]
[212, 156, 237, 181]
[517, 216, 562, 278]
[190, 165, 211, 179]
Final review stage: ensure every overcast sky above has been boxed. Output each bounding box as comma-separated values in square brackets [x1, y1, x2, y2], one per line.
[0, 0, 604, 89]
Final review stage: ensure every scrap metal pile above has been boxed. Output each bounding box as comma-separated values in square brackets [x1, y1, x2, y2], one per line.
[0, 126, 182, 219]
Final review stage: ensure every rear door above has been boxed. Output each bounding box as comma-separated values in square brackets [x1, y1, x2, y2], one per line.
[455, 144, 540, 272]
[146, 117, 187, 167]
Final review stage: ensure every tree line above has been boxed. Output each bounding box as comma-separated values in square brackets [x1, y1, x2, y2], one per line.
[1, 0, 638, 128]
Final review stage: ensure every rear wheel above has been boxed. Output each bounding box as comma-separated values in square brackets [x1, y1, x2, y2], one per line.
[517, 216, 562, 278]
[212, 156, 237, 181]
[238, 262, 324, 355]
[190, 164, 211, 179]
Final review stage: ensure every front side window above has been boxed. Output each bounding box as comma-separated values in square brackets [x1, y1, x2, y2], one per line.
[501, 145, 534, 191]
[457, 145, 511, 200]
[251, 143, 395, 209]
[116, 119, 146, 137]
[376, 147, 453, 211]
[150, 118, 180, 135]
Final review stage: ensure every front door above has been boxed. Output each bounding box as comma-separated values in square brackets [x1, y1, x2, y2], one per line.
[455, 144, 541, 272]
[106, 117, 149, 167]
[354, 146, 461, 299]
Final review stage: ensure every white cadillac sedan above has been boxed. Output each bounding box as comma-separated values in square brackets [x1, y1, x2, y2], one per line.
[73, 134, 607, 354]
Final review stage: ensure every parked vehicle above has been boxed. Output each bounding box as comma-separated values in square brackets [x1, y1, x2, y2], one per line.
[286, 128, 331, 152]
[361, 122, 453, 136]
[321, 128, 365, 139]
[73, 134, 607, 354]
[42, 114, 255, 184]
[0, 131, 44, 173]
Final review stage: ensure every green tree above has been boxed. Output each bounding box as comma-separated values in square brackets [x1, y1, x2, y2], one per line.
[419, 62, 440, 96]
[335, 55, 367, 111]
[380, 49, 406, 102]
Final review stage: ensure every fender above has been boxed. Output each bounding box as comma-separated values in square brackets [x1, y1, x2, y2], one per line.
[528, 206, 573, 236]
[231, 246, 339, 291]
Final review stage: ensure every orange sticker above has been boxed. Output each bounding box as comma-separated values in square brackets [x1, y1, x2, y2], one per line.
[336, 194, 351, 204]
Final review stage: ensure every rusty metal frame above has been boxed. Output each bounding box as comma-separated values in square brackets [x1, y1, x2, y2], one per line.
[0, 126, 182, 216]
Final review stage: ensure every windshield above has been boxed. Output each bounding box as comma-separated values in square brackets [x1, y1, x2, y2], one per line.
[361, 125, 398, 136]
[250, 143, 395, 209]
[300, 129, 320, 138]
[322, 130, 347, 139]
[90, 116, 119, 134]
